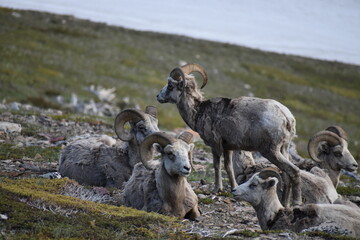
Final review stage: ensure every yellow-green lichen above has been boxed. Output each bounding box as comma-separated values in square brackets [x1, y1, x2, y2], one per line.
[0, 178, 189, 239]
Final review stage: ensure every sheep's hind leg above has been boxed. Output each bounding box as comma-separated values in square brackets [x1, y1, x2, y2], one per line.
[263, 150, 302, 207]
[280, 172, 291, 208]
[280, 144, 302, 206]
[224, 150, 238, 189]
[212, 150, 223, 193]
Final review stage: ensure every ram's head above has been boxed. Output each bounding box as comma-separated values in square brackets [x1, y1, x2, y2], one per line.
[157, 63, 208, 104]
[140, 131, 195, 177]
[308, 126, 358, 172]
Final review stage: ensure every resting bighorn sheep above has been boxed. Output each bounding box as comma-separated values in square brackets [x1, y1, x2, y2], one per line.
[233, 152, 339, 205]
[123, 131, 200, 220]
[232, 170, 360, 237]
[58, 106, 159, 188]
[304, 126, 358, 187]
[157, 63, 301, 205]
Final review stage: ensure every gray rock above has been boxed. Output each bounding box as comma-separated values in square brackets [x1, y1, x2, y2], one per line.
[19, 162, 40, 172]
[40, 172, 62, 179]
[198, 194, 208, 199]
[10, 102, 20, 111]
[0, 121, 21, 134]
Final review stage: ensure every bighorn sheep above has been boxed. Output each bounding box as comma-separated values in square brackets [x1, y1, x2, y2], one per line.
[123, 131, 200, 220]
[232, 170, 360, 237]
[58, 106, 159, 188]
[156, 63, 301, 205]
[304, 126, 358, 187]
[233, 152, 339, 204]
[233, 126, 358, 205]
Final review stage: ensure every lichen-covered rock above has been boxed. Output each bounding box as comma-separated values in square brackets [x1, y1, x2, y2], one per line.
[0, 121, 22, 134]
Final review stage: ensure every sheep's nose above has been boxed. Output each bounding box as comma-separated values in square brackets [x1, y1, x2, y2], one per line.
[353, 163, 358, 168]
[184, 166, 190, 171]
[231, 188, 236, 193]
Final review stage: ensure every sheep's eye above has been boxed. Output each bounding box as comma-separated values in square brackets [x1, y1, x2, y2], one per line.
[334, 151, 343, 157]
[167, 152, 175, 160]
[138, 126, 146, 133]
[167, 84, 174, 90]
[249, 183, 257, 189]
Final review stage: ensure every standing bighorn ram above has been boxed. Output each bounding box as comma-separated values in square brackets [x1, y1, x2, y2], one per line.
[156, 63, 301, 205]
[123, 131, 200, 220]
[58, 106, 159, 188]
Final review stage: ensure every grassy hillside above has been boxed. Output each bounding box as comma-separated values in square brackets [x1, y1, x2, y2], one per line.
[0, 178, 187, 239]
[0, 7, 359, 157]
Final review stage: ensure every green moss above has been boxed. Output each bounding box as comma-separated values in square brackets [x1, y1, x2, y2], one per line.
[0, 144, 62, 162]
[217, 192, 233, 198]
[199, 198, 214, 204]
[300, 231, 358, 240]
[340, 175, 357, 184]
[20, 123, 41, 137]
[336, 186, 360, 196]
[232, 230, 260, 237]
[0, 178, 189, 239]
[27, 96, 62, 110]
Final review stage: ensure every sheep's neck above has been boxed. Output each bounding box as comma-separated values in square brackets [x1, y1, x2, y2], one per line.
[254, 190, 284, 230]
[126, 140, 139, 168]
[156, 166, 186, 217]
[177, 88, 203, 130]
[128, 140, 154, 169]
[318, 160, 340, 187]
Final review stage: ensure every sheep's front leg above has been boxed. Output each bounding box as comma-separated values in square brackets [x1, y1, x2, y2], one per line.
[185, 207, 201, 220]
[212, 150, 223, 193]
[224, 150, 238, 189]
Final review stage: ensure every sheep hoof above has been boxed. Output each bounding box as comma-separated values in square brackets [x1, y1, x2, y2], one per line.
[212, 186, 224, 194]
[292, 199, 302, 206]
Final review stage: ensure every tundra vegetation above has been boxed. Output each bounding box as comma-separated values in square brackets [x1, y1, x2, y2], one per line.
[0, 7, 359, 158]
[0, 7, 359, 240]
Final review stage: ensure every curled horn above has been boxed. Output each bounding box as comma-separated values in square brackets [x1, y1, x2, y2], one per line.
[178, 131, 194, 144]
[170, 67, 187, 96]
[145, 105, 158, 119]
[114, 109, 146, 141]
[181, 63, 208, 89]
[326, 125, 348, 141]
[178, 131, 195, 170]
[307, 130, 342, 163]
[170, 67, 185, 81]
[258, 167, 284, 193]
[140, 132, 175, 170]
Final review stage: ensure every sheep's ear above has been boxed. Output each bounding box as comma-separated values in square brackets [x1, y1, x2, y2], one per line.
[177, 80, 184, 90]
[318, 142, 330, 154]
[264, 177, 277, 189]
[154, 143, 163, 153]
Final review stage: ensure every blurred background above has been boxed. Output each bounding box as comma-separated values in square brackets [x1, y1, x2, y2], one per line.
[0, 0, 359, 157]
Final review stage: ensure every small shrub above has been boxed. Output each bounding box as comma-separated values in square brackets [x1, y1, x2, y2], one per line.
[199, 198, 214, 204]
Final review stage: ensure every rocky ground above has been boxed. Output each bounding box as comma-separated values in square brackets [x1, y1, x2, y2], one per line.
[0, 103, 359, 240]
